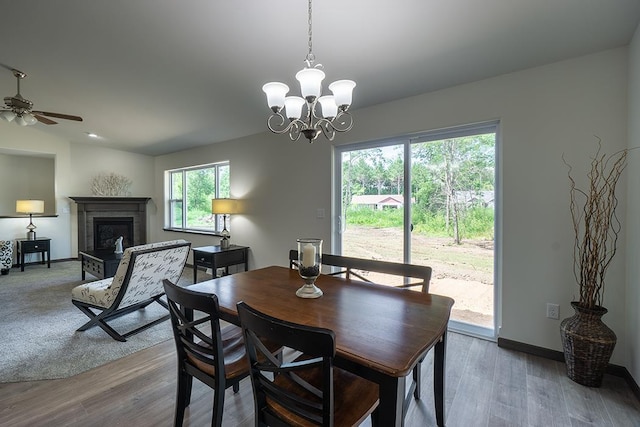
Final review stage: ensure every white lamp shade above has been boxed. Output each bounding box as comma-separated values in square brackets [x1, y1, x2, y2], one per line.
[211, 198, 239, 214]
[296, 68, 325, 100]
[329, 80, 356, 108]
[0, 110, 16, 123]
[284, 96, 305, 120]
[23, 112, 37, 125]
[318, 95, 338, 118]
[262, 82, 289, 110]
[16, 199, 45, 214]
[15, 115, 28, 126]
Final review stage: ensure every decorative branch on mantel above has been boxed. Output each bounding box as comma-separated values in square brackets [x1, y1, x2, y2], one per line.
[91, 173, 132, 197]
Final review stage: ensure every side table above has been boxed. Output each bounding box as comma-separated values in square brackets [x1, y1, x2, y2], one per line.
[17, 237, 51, 272]
[192, 244, 249, 283]
[79, 250, 122, 280]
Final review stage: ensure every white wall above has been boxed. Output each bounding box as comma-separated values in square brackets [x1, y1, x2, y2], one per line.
[626, 23, 640, 382]
[153, 132, 332, 268]
[155, 47, 630, 366]
[68, 143, 154, 254]
[0, 125, 73, 261]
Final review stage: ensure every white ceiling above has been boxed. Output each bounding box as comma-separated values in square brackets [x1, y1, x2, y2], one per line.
[2, 0, 639, 156]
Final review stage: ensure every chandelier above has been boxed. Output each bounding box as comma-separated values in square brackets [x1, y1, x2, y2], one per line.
[262, 0, 356, 143]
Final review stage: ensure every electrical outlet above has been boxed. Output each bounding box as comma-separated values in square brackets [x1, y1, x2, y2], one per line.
[546, 303, 559, 319]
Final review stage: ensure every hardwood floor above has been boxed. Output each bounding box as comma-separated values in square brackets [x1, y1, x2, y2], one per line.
[1, 332, 639, 426]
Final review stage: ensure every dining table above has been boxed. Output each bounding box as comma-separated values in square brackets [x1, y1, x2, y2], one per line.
[188, 265, 454, 427]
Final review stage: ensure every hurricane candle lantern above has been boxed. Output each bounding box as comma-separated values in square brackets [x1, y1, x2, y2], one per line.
[296, 238, 323, 298]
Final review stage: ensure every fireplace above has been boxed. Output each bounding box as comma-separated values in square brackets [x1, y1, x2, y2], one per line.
[70, 197, 151, 253]
[93, 217, 134, 250]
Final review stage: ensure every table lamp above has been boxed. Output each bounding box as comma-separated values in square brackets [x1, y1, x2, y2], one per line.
[211, 198, 238, 249]
[16, 199, 45, 240]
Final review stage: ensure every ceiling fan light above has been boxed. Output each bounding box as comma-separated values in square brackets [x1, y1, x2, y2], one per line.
[23, 112, 37, 125]
[0, 110, 16, 123]
[296, 68, 325, 102]
[263, 82, 289, 112]
[329, 80, 356, 109]
[14, 115, 28, 126]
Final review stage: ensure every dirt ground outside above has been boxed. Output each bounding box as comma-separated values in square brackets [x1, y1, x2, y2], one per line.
[342, 225, 494, 328]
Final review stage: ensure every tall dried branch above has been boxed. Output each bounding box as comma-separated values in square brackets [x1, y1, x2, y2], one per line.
[563, 140, 628, 309]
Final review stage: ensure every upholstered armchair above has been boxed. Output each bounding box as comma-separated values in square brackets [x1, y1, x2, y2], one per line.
[0, 240, 13, 275]
[71, 239, 191, 341]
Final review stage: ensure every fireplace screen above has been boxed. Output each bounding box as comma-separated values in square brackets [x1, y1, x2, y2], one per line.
[93, 217, 134, 251]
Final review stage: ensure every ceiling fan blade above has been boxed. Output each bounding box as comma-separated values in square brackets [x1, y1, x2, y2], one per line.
[33, 110, 83, 122]
[34, 114, 57, 125]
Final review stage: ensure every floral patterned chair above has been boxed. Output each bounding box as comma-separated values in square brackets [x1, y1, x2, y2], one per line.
[71, 239, 191, 341]
[0, 240, 13, 275]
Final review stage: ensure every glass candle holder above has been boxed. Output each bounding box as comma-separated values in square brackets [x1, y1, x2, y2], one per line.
[296, 238, 323, 298]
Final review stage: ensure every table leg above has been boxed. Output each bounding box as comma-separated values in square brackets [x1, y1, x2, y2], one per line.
[434, 330, 447, 427]
[334, 357, 405, 426]
[377, 375, 406, 427]
[193, 262, 198, 284]
[47, 249, 50, 268]
[20, 250, 24, 272]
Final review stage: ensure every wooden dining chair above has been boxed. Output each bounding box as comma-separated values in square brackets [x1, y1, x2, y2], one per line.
[288, 250, 432, 417]
[237, 301, 379, 427]
[163, 279, 250, 427]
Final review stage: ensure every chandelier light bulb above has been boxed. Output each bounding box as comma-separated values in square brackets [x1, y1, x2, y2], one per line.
[284, 96, 305, 120]
[262, 82, 289, 112]
[317, 95, 337, 119]
[295, 68, 325, 102]
[329, 80, 356, 110]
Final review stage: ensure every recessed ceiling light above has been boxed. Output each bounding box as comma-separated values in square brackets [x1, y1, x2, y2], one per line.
[86, 132, 99, 138]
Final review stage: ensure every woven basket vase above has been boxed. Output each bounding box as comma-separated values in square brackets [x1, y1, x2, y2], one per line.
[560, 302, 617, 387]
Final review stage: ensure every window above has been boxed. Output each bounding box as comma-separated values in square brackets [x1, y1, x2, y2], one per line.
[167, 162, 230, 232]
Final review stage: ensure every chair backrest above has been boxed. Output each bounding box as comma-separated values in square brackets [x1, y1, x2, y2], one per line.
[288, 249, 431, 293]
[0, 240, 12, 269]
[110, 239, 191, 307]
[163, 279, 228, 389]
[237, 301, 336, 426]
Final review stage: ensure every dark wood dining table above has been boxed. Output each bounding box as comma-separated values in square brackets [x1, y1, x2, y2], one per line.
[188, 265, 454, 427]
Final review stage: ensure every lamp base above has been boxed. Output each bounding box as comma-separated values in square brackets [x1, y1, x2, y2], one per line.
[26, 230, 36, 240]
[220, 238, 230, 249]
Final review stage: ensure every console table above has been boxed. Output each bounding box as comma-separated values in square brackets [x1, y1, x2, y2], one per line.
[17, 237, 51, 272]
[192, 244, 249, 283]
[79, 250, 122, 280]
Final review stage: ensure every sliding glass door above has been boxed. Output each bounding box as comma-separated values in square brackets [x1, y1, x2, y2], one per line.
[333, 122, 498, 338]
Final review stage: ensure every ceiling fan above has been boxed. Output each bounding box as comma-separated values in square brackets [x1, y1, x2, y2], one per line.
[0, 68, 83, 126]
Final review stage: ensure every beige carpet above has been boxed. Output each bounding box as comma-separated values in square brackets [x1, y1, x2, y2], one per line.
[0, 260, 196, 383]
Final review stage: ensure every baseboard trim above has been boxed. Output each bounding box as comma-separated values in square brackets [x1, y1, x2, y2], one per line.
[497, 338, 640, 402]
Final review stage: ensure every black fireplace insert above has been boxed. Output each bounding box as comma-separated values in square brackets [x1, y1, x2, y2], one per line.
[93, 217, 134, 251]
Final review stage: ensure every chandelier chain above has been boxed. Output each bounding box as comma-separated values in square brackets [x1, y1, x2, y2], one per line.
[306, 0, 315, 65]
